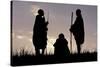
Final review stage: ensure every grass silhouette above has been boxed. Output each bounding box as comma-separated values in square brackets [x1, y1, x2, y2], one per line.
[11, 49, 97, 66]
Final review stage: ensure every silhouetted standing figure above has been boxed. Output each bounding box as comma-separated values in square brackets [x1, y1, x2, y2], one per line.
[33, 9, 48, 56]
[70, 9, 85, 54]
[53, 33, 70, 57]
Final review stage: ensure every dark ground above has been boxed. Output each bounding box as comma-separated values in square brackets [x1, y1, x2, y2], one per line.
[11, 52, 97, 66]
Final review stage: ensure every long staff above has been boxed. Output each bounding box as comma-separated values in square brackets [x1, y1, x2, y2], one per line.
[45, 11, 49, 55]
[70, 12, 73, 53]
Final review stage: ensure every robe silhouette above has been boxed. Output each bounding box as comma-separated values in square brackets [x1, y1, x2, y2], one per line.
[33, 9, 48, 55]
[53, 33, 70, 57]
[70, 9, 85, 54]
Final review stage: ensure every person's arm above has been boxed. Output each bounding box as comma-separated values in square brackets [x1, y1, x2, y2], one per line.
[53, 39, 58, 47]
[45, 21, 49, 25]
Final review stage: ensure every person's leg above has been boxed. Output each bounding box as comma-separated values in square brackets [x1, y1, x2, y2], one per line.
[76, 42, 81, 54]
[77, 45, 80, 54]
[35, 48, 40, 56]
[42, 48, 45, 55]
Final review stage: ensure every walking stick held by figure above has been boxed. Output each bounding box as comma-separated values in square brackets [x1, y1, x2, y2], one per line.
[70, 12, 73, 53]
[45, 11, 49, 55]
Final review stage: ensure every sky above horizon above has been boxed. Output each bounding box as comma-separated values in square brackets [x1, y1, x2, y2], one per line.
[12, 1, 97, 55]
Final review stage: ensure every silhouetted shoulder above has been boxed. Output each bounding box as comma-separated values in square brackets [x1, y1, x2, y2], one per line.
[53, 39, 59, 47]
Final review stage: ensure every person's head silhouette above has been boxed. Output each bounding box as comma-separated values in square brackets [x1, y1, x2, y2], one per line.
[59, 33, 65, 39]
[38, 9, 44, 16]
[76, 9, 81, 16]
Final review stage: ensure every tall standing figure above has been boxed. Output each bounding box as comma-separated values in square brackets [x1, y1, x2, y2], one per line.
[70, 9, 85, 54]
[33, 9, 48, 56]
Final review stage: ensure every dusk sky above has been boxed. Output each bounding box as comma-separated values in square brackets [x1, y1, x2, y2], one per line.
[12, 1, 97, 55]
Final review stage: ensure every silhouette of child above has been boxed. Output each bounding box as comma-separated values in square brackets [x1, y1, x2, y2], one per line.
[53, 33, 70, 57]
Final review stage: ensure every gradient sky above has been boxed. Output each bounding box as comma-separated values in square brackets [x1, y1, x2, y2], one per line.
[12, 1, 97, 55]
